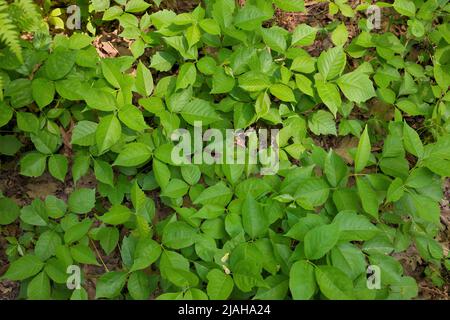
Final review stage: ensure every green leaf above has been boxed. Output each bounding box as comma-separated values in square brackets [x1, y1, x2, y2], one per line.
[181, 165, 201, 185]
[30, 130, 60, 155]
[390, 276, 418, 299]
[97, 227, 119, 255]
[206, 269, 234, 300]
[84, 88, 117, 111]
[162, 221, 197, 249]
[289, 260, 316, 300]
[333, 211, 379, 241]
[176, 62, 197, 90]
[308, 110, 336, 136]
[94, 159, 114, 186]
[32, 78, 55, 109]
[234, 4, 269, 31]
[393, 0, 416, 17]
[118, 104, 149, 132]
[180, 98, 221, 126]
[128, 271, 155, 300]
[410, 193, 440, 224]
[0, 135, 22, 156]
[356, 177, 379, 220]
[285, 214, 326, 241]
[5, 79, 33, 108]
[20, 152, 47, 177]
[135, 61, 154, 96]
[70, 244, 99, 265]
[291, 52, 316, 73]
[317, 47, 346, 80]
[315, 266, 354, 299]
[131, 181, 147, 215]
[64, 219, 93, 244]
[409, 19, 425, 37]
[3, 255, 44, 281]
[254, 275, 289, 300]
[0, 102, 13, 128]
[270, 84, 296, 102]
[231, 259, 263, 292]
[212, 0, 235, 29]
[71, 288, 89, 300]
[274, 0, 304, 12]
[150, 51, 176, 72]
[45, 195, 67, 219]
[211, 68, 235, 94]
[337, 71, 376, 103]
[242, 195, 268, 239]
[44, 48, 76, 80]
[20, 199, 48, 226]
[199, 19, 221, 35]
[27, 271, 51, 299]
[92, 0, 110, 11]
[100, 204, 132, 225]
[0, 197, 20, 225]
[379, 156, 410, 179]
[386, 178, 404, 203]
[255, 91, 271, 117]
[68, 188, 96, 214]
[163, 267, 199, 288]
[222, 163, 245, 186]
[101, 59, 122, 88]
[261, 26, 288, 52]
[339, 119, 363, 137]
[331, 23, 348, 46]
[295, 74, 314, 97]
[103, 6, 123, 20]
[96, 114, 122, 154]
[161, 179, 189, 198]
[125, 0, 151, 13]
[403, 121, 423, 158]
[324, 150, 347, 187]
[292, 24, 317, 46]
[330, 243, 366, 280]
[130, 237, 162, 272]
[238, 71, 271, 92]
[35, 230, 62, 261]
[193, 181, 233, 207]
[72, 155, 91, 184]
[95, 271, 128, 299]
[17, 112, 39, 133]
[71, 121, 98, 146]
[113, 143, 152, 167]
[315, 80, 341, 117]
[197, 57, 217, 75]
[48, 154, 68, 182]
[153, 159, 171, 189]
[294, 178, 330, 209]
[354, 125, 371, 173]
[304, 223, 340, 260]
[186, 24, 201, 48]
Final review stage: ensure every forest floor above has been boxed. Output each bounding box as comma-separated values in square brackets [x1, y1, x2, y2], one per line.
[0, 0, 449, 300]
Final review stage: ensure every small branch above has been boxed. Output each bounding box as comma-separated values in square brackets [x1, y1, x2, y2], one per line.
[90, 239, 110, 273]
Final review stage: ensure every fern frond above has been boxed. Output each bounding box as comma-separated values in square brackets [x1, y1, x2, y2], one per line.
[0, 73, 3, 101]
[0, 0, 22, 63]
[10, 0, 42, 32]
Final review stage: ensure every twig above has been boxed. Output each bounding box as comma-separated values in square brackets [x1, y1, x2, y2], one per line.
[90, 239, 110, 273]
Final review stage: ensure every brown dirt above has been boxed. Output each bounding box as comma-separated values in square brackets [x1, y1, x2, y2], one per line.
[157, 0, 201, 13]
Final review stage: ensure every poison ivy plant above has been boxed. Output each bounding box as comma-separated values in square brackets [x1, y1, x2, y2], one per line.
[0, 0, 449, 301]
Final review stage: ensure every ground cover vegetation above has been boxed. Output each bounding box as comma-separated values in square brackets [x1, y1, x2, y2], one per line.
[0, 0, 449, 300]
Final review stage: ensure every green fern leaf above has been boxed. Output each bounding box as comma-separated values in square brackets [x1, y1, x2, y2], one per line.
[0, 0, 22, 62]
[10, 0, 42, 32]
